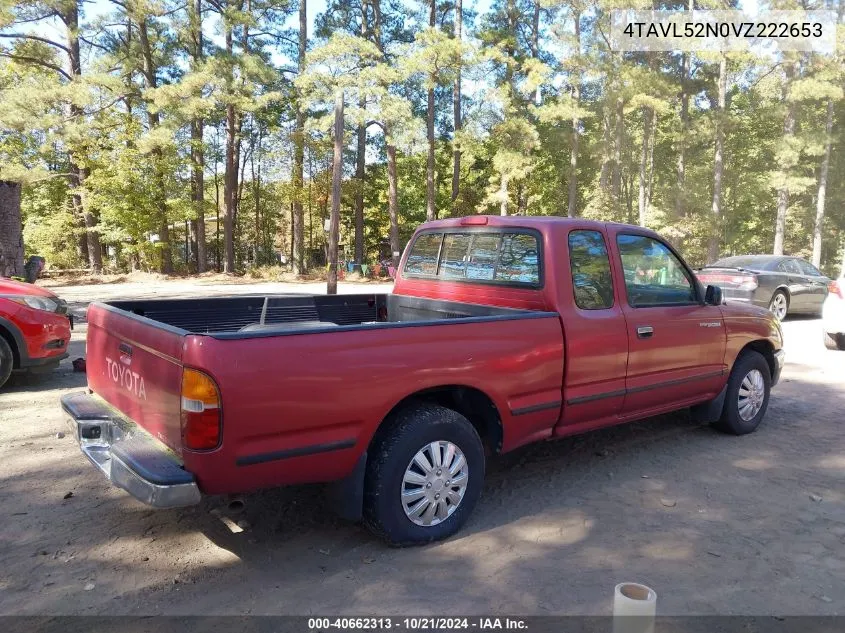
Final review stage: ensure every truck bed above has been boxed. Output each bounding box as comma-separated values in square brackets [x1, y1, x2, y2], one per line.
[85, 292, 565, 497]
[107, 293, 537, 335]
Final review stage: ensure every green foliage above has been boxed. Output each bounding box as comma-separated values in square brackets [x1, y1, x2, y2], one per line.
[1, 0, 844, 276]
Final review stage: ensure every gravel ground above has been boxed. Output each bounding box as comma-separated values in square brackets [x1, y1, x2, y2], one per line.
[0, 281, 843, 616]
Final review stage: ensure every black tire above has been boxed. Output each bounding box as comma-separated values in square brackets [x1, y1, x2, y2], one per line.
[712, 350, 772, 435]
[363, 402, 485, 546]
[768, 290, 789, 321]
[0, 336, 14, 390]
[823, 331, 845, 351]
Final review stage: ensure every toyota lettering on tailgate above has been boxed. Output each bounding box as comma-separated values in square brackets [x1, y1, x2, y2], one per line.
[105, 356, 147, 400]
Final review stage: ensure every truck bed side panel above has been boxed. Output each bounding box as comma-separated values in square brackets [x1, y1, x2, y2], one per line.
[180, 314, 564, 495]
[86, 304, 185, 453]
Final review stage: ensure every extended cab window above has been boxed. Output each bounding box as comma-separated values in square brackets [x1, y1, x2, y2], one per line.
[617, 234, 696, 307]
[404, 232, 443, 276]
[568, 230, 614, 309]
[403, 231, 540, 286]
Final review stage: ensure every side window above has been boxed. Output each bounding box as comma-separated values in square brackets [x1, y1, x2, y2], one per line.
[617, 234, 696, 307]
[778, 259, 802, 275]
[404, 233, 442, 276]
[568, 230, 614, 310]
[797, 260, 821, 276]
[496, 234, 540, 284]
[439, 233, 471, 279]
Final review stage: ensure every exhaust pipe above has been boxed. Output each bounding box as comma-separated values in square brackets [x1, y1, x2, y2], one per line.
[226, 496, 245, 514]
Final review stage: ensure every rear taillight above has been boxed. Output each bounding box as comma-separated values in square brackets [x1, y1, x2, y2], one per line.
[737, 274, 758, 291]
[180, 368, 221, 450]
[698, 271, 757, 290]
[830, 280, 843, 299]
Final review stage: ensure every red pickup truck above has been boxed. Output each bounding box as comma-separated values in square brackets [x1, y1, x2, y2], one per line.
[63, 216, 784, 544]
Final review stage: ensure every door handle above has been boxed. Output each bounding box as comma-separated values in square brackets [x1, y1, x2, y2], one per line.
[637, 326, 654, 339]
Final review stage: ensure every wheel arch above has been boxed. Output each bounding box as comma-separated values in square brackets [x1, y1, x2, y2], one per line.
[370, 385, 504, 457]
[771, 285, 791, 303]
[0, 317, 24, 368]
[328, 385, 503, 525]
[738, 339, 776, 380]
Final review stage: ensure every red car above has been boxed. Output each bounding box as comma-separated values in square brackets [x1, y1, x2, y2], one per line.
[63, 217, 784, 544]
[0, 277, 72, 389]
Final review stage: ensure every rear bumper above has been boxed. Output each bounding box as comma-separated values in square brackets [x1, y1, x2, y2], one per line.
[721, 289, 769, 308]
[822, 296, 845, 335]
[61, 392, 201, 508]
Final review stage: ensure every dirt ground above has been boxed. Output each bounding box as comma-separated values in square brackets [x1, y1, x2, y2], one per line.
[1, 279, 843, 616]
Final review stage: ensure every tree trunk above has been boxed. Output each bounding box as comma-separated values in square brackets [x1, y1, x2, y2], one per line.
[291, 0, 307, 275]
[138, 19, 173, 274]
[599, 111, 612, 190]
[638, 106, 652, 227]
[387, 136, 400, 268]
[773, 61, 796, 256]
[812, 99, 834, 268]
[425, 0, 436, 222]
[531, 0, 541, 105]
[612, 96, 624, 204]
[451, 0, 462, 209]
[190, 0, 206, 272]
[65, 4, 102, 272]
[566, 9, 581, 217]
[707, 54, 727, 264]
[223, 17, 238, 274]
[0, 181, 24, 278]
[646, 107, 657, 212]
[499, 174, 509, 216]
[353, 1, 367, 265]
[328, 92, 344, 295]
[676, 0, 692, 221]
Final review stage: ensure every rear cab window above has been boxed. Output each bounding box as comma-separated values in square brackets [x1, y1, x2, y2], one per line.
[402, 230, 541, 286]
[568, 230, 614, 310]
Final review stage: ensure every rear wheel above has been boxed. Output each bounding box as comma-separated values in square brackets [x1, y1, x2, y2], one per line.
[712, 351, 771, 435]
[363, 403, 485, 546]
[0, 336, 14, 390]
[823, 331, 845, 351]
[768, 291, 789, 321]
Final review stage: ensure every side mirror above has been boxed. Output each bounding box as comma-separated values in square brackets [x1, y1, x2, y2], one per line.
[705, 285, 723, 306]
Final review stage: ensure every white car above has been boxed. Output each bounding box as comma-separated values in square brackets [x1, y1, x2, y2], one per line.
[823, 275, 845, 350]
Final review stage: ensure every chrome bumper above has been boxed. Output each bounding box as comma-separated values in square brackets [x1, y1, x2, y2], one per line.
[61, 392, 201, 508]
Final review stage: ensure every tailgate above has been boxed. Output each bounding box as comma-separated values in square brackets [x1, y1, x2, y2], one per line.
[86, 303, 186, 453]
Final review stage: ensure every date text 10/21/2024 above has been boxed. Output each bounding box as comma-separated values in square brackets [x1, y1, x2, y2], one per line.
[307, 618, 529, 630]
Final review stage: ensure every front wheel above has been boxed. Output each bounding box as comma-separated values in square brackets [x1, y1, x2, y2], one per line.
[0, 336, 14, 390]
[769, 291, 789, 321]
[363, 403, 485, 546]
[712, 351, 772, 435]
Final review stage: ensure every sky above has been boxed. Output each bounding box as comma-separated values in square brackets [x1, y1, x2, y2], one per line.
[29, 0, 763, 56]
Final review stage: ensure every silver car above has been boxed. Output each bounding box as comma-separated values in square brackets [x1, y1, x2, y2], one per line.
[698, 255, 830, 321]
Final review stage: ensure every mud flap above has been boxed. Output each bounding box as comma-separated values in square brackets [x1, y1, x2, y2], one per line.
[690, 385, 728, 424]
[324, 452, 367, 522]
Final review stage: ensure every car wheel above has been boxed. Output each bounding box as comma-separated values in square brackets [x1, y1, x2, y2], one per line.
[768, 291, 789, 321]
[712, 350, 772, 436]
[823, 331, 845, 351]
[363, 402, 485, 546]
[0, 336, 14, 390]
